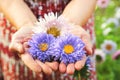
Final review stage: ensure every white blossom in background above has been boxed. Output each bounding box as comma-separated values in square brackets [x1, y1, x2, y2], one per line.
[94, 49, 106, 62]
[101, 22, 108, 29]
[103, 27, 112, 36]
[101, 17, 119, 30]
[101, 40, 117, 54]
[115, 7, 120, 19]
[106, 18, 119, 27]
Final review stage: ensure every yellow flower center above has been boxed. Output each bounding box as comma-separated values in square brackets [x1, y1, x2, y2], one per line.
[106, 44, 112, 50]
[39, 43, 48, 52]
[64, 44, 74, 54]
[47, 26, 60, 37]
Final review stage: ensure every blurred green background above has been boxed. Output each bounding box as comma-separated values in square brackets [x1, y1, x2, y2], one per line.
[95, 0, 120, 80]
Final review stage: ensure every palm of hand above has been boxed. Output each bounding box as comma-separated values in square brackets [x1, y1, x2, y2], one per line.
[9, 26, 58, 75]
[9, 24, 92, 75]
[9, 27, 33, 54]
[59, 25, 91, 74]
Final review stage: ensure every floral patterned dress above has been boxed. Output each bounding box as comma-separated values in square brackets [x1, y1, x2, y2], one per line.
[0, 0, 96, 80]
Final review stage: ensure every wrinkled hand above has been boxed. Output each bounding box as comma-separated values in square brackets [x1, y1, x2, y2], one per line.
[9, 26, 58, 75]
[59, 24, 92, 75]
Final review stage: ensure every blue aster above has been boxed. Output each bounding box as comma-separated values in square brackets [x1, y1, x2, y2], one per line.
[28, 33, 55, 62]
[52, 34, 86, 64]
[85, 57, 95, 71]
[85, 57, 91, 70]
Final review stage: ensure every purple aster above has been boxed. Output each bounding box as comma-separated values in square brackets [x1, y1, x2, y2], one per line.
[85, 57, 94, 71]
[52, 34, 86, 64]
[85, 57, 91, 69]
[28, 33, 55, 62]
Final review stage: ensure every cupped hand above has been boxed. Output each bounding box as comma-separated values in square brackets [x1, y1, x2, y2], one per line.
[9, 26, 59, 75]
[59, 24, 92, 75]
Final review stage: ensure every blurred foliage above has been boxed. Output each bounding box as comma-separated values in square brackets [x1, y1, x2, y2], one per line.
[74, 64, 90, 80]
[95, 0, 120, 49]
[96, 55, 120, 80]
[95, 0, 120, 80]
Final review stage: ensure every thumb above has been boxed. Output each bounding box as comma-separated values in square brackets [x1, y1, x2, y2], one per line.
[9, 42, 24, 54]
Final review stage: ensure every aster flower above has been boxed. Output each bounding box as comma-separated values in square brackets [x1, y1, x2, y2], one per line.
[97, 0, 110, 8]
[28, 33, 55, 62]
[33, 12, 60, 37]
[85, 57, 91, 69]
[115, 7, 120, 19]
[101, 18, 119, 31]
[52, 34, 86, 64]
[101, 40, 117, 54]
[112, 50, 120, 60]
[33, 12, 61, 37]
[106, 18, 119, 27]
[94, 49, 106, 63]
[103, 27, 112, 36]
[33, 12, 74, 37]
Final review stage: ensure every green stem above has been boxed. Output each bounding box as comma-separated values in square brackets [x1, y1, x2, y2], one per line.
[78, 73, 81, 80]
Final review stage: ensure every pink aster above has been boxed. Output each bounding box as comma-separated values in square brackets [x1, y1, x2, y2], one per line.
[112, 50, 120, 60]
[97, 0, 110, 8]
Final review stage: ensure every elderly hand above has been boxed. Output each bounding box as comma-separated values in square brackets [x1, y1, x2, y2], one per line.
[9, 26, 59, 75]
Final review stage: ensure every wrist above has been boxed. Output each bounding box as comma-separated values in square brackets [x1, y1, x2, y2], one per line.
[58, 15, 82, 28]
[18, 22, 36, 30]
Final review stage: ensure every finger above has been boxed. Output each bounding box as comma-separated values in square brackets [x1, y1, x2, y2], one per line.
[36, 60, 52, 75]
[75, 55, 87, 70]
[59, 62, 66, 73]
[81, 34, 92, 55]
[66, 63, 75, 75]
[20, 53, 42, 73]
[45, 61, 59, 71]
[23, 42, 30, 51]
[23, 35, 32, 42]
[9, 42, 24, 54]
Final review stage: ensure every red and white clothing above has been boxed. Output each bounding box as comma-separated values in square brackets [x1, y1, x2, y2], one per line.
[0, 0, 96, 80]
